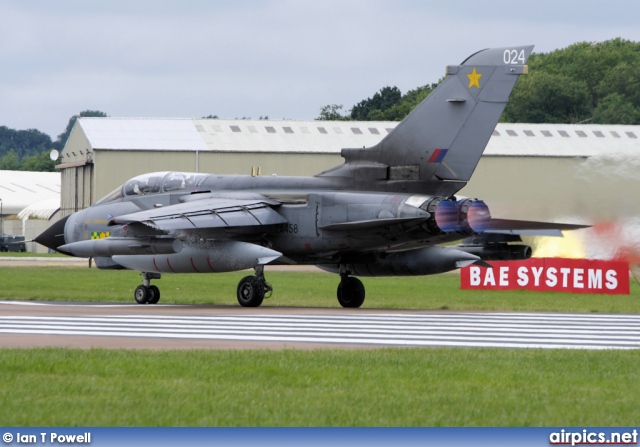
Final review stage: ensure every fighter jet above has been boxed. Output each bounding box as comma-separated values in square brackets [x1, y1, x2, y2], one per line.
[36, 45, 586, 307]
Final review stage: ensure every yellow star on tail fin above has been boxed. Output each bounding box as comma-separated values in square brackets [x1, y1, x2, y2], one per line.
[467, 67, 482, 89]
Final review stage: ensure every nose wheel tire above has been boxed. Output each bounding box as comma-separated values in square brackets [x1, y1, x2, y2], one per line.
[237, 276, 265, 307]
[337, 276, 365, 308]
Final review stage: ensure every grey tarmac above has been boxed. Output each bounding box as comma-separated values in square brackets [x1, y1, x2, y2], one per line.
[1, 300, 639, 351]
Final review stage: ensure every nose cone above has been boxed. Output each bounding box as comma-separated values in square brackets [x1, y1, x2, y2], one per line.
[35, 215, 70, 254]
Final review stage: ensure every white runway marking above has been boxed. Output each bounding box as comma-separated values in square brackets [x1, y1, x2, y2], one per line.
[1, 312, 640, 349]
[0, 300, 177, 308]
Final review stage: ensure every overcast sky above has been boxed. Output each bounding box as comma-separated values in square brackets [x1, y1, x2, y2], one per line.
[2, 0, 640, 139]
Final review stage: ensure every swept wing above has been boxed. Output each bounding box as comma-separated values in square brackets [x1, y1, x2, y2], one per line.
[111, 195, 287, 232]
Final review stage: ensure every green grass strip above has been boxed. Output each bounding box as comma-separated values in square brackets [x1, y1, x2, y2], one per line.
[0, 267, 638, 312]
[1, 348, 639, 426]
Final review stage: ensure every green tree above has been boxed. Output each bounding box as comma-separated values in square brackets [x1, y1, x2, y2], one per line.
[337, 83, 439, 122]
[20, 152, 57, 172]
[597, 60, 640, 110]
[592, 93, 639, 124]
[376, 83, 440, 121]
[350, 86, 402, 120]
[503, 71, 591, 123]
[0, 126, 53, 159]
[537, 38, 640, 109]
[317, 104, 349, 121]
[0, 150, 21, 170]
[506, 38, 640, 123]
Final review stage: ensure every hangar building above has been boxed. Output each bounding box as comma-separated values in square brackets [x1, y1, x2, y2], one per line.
[0, 170, 61, 252]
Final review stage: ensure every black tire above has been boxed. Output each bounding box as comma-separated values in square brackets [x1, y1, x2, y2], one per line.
[337, 277, 365, 308]
[134, 285, 149, 304]
[237, 276, 265, 307]
[147, 285, 160, 304]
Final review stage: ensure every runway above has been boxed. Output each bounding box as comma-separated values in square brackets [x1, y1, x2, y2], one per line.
[1, 301, 639, 350]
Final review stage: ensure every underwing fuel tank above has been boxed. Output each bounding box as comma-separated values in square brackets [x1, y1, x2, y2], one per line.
[59, 238, 182, 257]
[456, 234, 532, 261]
[111, 241, 282, 274]
[317, 246, 481, 277]
[456, 243, 532, 261]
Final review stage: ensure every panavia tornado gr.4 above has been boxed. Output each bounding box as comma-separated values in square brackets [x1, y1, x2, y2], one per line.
[36, 45, 586, 307]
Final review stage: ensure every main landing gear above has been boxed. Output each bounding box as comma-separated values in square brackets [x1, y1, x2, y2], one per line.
[337, 268, 365, 308]
[237, 265, 273, 307]
[130, 267, 365, 308]
[134, 272, 162, 304]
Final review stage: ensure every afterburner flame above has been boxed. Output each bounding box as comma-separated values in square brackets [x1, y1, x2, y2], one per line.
[531, 231, 586, 259]
[585, 220, 640, 264]
[532, 219, 640, 265]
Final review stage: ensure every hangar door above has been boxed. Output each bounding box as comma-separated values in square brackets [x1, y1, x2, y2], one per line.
[59, 162, 94, 217]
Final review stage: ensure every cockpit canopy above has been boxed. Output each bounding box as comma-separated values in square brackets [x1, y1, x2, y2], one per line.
[95, 172, 207, 204]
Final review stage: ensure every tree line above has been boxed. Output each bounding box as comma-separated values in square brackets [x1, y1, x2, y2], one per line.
[2, 39, 638, 172]
[0, 110, 107, 171]
[318, 38, 640, 125]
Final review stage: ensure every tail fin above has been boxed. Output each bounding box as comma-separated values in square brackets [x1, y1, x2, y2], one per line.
[319, 45, 533, 195]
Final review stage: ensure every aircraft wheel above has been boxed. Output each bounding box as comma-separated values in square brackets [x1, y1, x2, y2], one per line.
[337, 277, 365, 308]
[147, 285, 160, 304]
[134, 285, 149, 304]
[237, 276, 265, 307]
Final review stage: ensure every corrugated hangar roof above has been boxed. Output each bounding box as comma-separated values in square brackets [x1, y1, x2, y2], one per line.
[74, 118, 396, 154]
[487, 123, 639, 157]
[71, 117, 640, 158]
[0, 170, 61, 215]
[79, 118, 207, 151]
[17, 197, 60, 221]
[192, 119, 397, 153]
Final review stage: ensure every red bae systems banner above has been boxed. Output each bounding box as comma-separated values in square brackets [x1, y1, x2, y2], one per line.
[461, 258, 630, 295]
